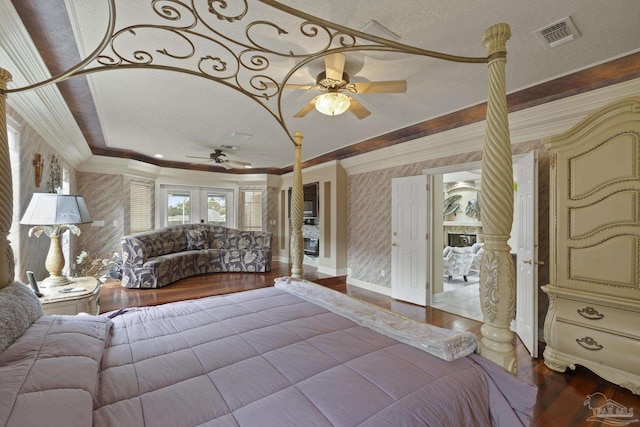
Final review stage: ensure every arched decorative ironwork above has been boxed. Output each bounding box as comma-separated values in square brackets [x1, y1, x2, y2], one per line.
[1, 0, 488, 145]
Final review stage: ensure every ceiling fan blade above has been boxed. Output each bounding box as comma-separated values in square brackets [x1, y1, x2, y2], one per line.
[265, 82, 318, 90]
[293, 98, 318, 118]
[283, 83, 318, 90]
[185, 155, 212, 160]
[325, 53, 346, 82]
[347, 98, 371, 120]
[228, 159, 252, 167]
[220, 161, 233, 170]
[351, 80, 407, 94]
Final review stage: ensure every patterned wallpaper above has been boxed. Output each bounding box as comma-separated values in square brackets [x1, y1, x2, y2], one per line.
[8, 106, 77, 282]
[347, 140, 550, 326]
[266, 186, 279, 254]
[76, 172, 125, 261]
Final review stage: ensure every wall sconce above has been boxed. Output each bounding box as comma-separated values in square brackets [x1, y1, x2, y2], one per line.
[33, 153, 43, 187]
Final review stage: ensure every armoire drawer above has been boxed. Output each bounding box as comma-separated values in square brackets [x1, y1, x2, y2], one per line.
[556, 298, 640, 339]
[554, 322, 640, 375]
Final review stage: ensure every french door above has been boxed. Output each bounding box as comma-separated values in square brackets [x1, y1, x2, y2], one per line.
[160, 186, 235, 228]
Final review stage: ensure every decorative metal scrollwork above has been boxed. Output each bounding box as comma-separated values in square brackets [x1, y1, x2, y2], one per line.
[1, 0, 488, 145]
[577, 306, 604, 320]
[576, 336, 603, 351]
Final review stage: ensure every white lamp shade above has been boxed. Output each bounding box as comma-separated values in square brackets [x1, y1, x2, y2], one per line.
[20, 194, 92, 225]
[315, 92, 351, 116]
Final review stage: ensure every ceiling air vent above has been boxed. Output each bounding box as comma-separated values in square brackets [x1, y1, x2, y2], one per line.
[535, 17, 580, 48]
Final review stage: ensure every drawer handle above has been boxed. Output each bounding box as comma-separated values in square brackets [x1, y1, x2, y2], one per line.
[576, 336, 603, 351]
[577, 306, 604, 320]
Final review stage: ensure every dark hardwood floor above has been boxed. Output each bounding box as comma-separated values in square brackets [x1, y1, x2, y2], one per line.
[100, 262, 640, 427]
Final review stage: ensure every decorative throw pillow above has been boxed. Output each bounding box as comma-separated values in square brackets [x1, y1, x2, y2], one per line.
[0, 282, 43, 352]
[186, 229, 209, 250]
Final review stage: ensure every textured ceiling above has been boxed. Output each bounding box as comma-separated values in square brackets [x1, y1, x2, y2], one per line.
[10, 0, 640, 172]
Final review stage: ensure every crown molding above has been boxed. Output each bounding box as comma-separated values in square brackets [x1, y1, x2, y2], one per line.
[341, 78, 640, 175]
[79, 155, 271, 185]
[0, 1, 90, 167]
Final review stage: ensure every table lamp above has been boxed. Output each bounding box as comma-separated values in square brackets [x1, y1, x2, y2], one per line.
[20, 193, 92, 286]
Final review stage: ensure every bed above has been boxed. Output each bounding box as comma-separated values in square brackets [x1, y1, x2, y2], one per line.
[0, 1, 528, 425]
[0, 277, 535, 426]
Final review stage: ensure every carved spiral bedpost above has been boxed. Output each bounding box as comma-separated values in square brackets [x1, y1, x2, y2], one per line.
[0, 67, 14, 289]
[290, 131, 304, 278]
[478, 24, 516, 373]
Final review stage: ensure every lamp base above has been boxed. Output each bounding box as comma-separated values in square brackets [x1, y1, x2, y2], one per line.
[41, 274, 71, 287]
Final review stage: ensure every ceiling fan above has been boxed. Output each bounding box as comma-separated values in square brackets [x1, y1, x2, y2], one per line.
[285, 53, 407, 119]
[186, 149, 252, 170]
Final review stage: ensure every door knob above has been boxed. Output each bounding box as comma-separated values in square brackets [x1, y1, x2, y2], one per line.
[523, 259, 545, 266]
[523, 259, 532, 265]
[391, 242, 398, 247]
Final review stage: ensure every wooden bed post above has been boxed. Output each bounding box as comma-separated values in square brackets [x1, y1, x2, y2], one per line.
[478, 24, 516, 373]
[0, 67, 14, 290]
[290, 131, 304, 278]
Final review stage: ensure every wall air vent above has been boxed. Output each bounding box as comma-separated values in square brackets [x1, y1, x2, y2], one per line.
[534, 17, 580, 48]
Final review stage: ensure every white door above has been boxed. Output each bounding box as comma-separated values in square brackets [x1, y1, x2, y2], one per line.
[391, 175, 429, 306]
[515, 151, 539, 357]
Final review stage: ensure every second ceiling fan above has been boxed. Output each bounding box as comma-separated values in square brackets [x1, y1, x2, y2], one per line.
[286, 53, 407, 119]
[186, 149, 252, 170]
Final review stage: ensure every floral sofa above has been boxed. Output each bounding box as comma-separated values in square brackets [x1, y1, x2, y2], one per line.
[120, 224, 272, 288]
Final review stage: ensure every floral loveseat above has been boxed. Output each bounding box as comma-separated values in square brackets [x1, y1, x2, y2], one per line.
[121, 224, 272, 289]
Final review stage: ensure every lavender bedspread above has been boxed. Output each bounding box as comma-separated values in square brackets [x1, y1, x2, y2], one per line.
[0, 280, 536, 426]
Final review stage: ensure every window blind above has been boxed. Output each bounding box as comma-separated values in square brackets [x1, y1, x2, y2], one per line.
[130, 181, 152, 233]
[241, 190, 262, 231]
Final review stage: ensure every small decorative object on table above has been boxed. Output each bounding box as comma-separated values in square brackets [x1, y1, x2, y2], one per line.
[74, 251, 119, 281]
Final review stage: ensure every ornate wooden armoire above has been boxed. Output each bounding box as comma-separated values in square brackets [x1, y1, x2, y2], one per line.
[542, 97, 640, 394]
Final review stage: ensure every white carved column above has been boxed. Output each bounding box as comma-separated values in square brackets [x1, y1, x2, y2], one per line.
[478, 24, 516, 373]
[290, 131, 304, 278]
[0, 67, 14, 289]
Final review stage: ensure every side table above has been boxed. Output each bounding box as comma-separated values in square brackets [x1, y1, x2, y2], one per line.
[39, 276, 101, 315]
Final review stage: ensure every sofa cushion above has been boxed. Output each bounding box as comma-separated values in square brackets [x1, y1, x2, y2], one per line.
[186, 229, 209, 250]
[205, 226, 229, 249]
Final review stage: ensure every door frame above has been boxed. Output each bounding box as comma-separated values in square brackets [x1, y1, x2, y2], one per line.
[423, 160, 484, 301]
[423, 155, 529, 305]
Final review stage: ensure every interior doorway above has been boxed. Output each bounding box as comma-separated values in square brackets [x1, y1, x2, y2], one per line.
[426, 160, 521, 320]
[431, 167, 484, 320]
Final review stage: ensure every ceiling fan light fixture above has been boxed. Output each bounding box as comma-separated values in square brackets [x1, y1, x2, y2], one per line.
[315, 92, 350, 116]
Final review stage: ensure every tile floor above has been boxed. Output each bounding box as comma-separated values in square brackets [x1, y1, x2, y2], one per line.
[432, 272, 482, 321]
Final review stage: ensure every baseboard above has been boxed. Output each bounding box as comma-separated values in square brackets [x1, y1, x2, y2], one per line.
[347, 277, 392, 297]
[275, 255, 289, 264]
[433, 293, 445, 304]
[316, 265, 349, 276]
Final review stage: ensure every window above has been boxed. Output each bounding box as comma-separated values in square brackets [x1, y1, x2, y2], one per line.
[166, 189, 190, 226]
[206, 192, 227, 227]
[130, 181, 152, 232]
[8, 123, 20, 275]
[160, 185, 234, 228]
[241, 190, 262, 231]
